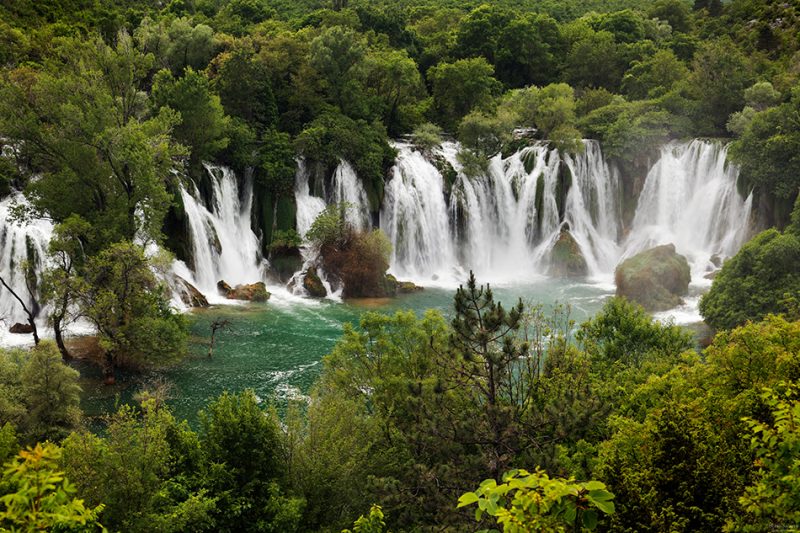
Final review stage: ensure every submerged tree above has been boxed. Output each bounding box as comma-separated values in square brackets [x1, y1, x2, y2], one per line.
[40, 216, 91, 360]
[79, 242, 186, 384]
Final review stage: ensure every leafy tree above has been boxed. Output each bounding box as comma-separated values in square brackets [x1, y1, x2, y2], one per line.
[565, 29, 625, 91]
[699, 229, 800, 330]
[0, 32, 180, 250]
[199, 390, 304, 532]
[622, 49, 689, 100]
[648, 0, 693, 34]
[457, 110, 512, 158]
[0, 443, 104, 531]
[362, 48, 425, 135]
[687, 38, 753, 134]
[599, 403, 744, 532]
[411, 122, 443, 153]
[136, 17, 219, 73]
[579, 100, 682, 161]
[454, 5, 512, 65]
[258, 129, 297, 198]
[458, 469, 615, 532]
[79, 242, 187, 383]
[0, 342, 82, 444]
[499, 83, 583, 151]
[209, 38, 278, 132]
[152, 67, 230, 168]
[61, 399, 216, 532]
[41, 216, 91, 360]
[744, 81, 781, 111]
[729, 88, 800, 201]
[309, 26, 366, 114]
[578, 297, 693, 368]
[495, 14, 566, 88]
[19, 342, 82, 443]
[733, 383, 800, 531]
[428, 57, 501, 131]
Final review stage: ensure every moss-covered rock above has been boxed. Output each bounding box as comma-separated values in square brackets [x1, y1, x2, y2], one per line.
[615, 244, 691, 311]
[549, 228, 588, 278]
[302, 267, 327, 298]
[398, 280, 423, 293]
[430, 153, 458, 195]
[177, 277, 209, 308]
[385, 274, 423, 295]
[218, 280, 270, 302]
[555, 159, 572, 221]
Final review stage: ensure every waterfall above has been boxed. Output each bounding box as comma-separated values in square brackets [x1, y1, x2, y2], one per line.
[294, 160, 326, 238]
[380, 142, 457, 280]
[621, 140, 752, 282]
[381, 140, 620, 284]
[562, 141, 622, 275]
[0, 193, 52, 326]
[379, 139, 750, 289]
[331, 160, 371, 232]
[177, 164, 265, 296]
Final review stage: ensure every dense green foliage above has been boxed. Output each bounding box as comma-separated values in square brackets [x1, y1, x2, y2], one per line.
[0, 275, 794, 531]
[1, 0, 800, 531]
[700, 223, 800, 330]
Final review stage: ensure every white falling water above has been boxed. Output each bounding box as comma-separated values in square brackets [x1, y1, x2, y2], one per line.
[331, 160, 371, 232]
[0, 194, 52, 326]
[622, 140, 753, 283]
[177, 164, 264, 298]
[379, 139, 750, 292]
[382, 140, 620, 284]
[381, 142, 457, 280]
[561, 141, 622, 276]
[294, 160, 327, 238]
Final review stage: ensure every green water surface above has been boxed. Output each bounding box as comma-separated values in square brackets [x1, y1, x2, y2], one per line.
[78, 280, 614, 425]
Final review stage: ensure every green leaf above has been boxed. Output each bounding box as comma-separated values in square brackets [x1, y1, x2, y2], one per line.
[583, 510, 599, 530]
[583, 481, 605, 491]
[458, 492, 480, 508]
[592, 498, 615, 515]
[588, 489, 614, 501]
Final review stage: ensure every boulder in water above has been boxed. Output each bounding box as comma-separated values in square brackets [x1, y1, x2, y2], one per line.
[615, 244, 691, 311]
[217, 280, 233, 295]
[302, 267, 327, 298]
[549, 228, 588, 278]
[385, 274, 423, 295]
[177, 277, 209, 308]
[398, 281, 423, 293]
[218, 280, 270, 302]
[9, 323, 33, 334]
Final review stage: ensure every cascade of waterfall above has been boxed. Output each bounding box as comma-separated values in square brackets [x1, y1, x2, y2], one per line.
[621, 140, 752, 282]
[380, 142, 457, 280]
[382, 140, 620, 284]
[379, 139, 750, 288]
[290, 159, 352, 300]
[177, 164, 264, 297]
[294, 160, 327, 238]
[561, 141, 622, 276]
[0, 194, 52, 326]
[331, 160, 371, 232]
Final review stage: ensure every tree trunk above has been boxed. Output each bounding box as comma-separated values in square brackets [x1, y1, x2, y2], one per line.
[103, 352, 116, 385]
[53, 315, 71, 361]
[28, 316, 39, 345]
